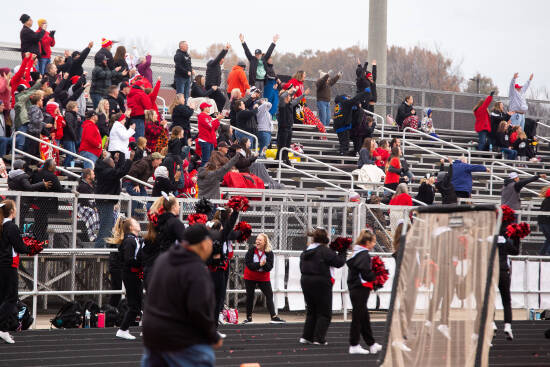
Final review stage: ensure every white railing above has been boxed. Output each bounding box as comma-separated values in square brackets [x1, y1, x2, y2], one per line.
[489, 161, 550, 196]
[276, 147, 354, 193]
[218, 120, 259, 152]
[535, 120, 550, 144]
[156, 96, 167, 120]
[402, 126, 471, 163]
[363, 109, 386, 138]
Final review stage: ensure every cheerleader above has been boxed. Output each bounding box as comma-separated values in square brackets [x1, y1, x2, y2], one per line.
[106, 217, 124, 307]
[347, 230, 383, 354]
[0, 200, 30, 344]
[115, 217, 144, 340]
[299, 228, 346, 345]
[243, 233, 285, 324]
[495, 233, 519, 340]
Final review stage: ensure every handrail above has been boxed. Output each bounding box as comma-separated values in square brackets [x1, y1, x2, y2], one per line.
[156, 96, 167, 120]
[401, 139, 446, 161]
[218, 120, 259, 152]
[402, 126, 471, 163]
[534, 120, 550, 144]
[363, 109, 386, 138]
[489, 161, 550, 196]
[379, 185, 427, 206]
[123, 175, 154, 189]
[276, 147, 354, 193]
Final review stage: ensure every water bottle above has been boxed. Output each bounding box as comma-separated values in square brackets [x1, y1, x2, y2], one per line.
[529, 308, 535, 320]
[97, 313, 105, 328]
[85, 310, 91, 328]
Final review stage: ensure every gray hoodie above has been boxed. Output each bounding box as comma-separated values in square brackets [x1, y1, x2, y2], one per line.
[256, 102, 273, 132]
[197, 154, 240, 199]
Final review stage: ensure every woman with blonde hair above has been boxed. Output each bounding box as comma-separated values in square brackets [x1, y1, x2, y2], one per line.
[347, 230, 382, 354]
[96, 99, 110, 138]
[106, 215, 126, 307]
[243, 233, 285, 324]
[299, 228, 346, 345]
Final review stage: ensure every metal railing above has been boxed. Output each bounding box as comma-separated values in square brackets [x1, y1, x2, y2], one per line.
[535, 120, 550, 144]
[401, 139, 446, 161]
[363, 109, 386, 138]
[276, 148, 354, 193]
[489, 161, 550, 196]
[218, 120, 259, 151]
[402, 127, 471, 163]
[156, 96, 167, 120]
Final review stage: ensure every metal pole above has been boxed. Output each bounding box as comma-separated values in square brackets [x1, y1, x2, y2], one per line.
[32, 254, 38, 329]
[70, 194, 78, 301]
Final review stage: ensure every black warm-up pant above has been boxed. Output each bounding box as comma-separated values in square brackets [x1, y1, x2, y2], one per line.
[352, 135, 368, 154]
[277, 127, 292, 162]
[498, 269, 512, 324]
[349, 287, 375, 347]
[120, 272, 142, 331]
[0, 267, 18, 306]
[109, 268, 123, 308]
[337, 130, 350, 154]
[301, 275, 333, 343]
[211, 269, 228, 323]
[245, 279, 276, 318]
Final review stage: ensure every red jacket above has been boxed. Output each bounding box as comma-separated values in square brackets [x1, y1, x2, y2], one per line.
[384, 157, 401, 184]
[37, 29, 55, 59]
[148, 80, 161, 118]
[390, 193, 413, 206]
[197, 112, 220, 146]
[474, 95, 492, 133]
[10, 55, 33, 108]
[282, 78, 305, 98]
[127, 86, 153, 117]
[79, 119, 102, 157]
[374, 147, 390, 168]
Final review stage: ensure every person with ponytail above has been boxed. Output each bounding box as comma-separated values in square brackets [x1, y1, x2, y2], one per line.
[105, 216, 126, 308]
[299, 228, 346, 345]
[153, 192, 185, 253]
[347, 230, 382, 355]
[0, 200, 30, 344]
[538, 186, 550, 255]
[116, 217, 144, 340]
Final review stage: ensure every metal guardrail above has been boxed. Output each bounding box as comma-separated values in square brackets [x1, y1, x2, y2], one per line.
[535, 120, 550, 144]
[276, 147, 354, 193]
[218, 120, 259, 152]
[363, 109, 386, 138]
[402, 126, 471, 163]
[156, 96, 167, 120]
[489, 161, 550, 196]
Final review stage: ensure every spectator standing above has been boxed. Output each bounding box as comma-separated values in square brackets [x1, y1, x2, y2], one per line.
[205, 44, 230, 112]
[117, 82, 130, 112]
[501, 172, 545, 211]
[96, 99, 110, 138]
[490, 102, 514, 150]
[277, 88, 303, 165]
[0, 102, 11, 157]
[450, 157, 488, 199]
[239, 34, 278, 90]
[105, 86, 121, 117]
[169, 93, 193, 142]
[91, 54, 125, 109]
[473, 92, 494, 151]
[137, 54, 153, 85]
[35, 19, 55, 75]
[127, 80, 152, 138]
[145, 110, 168, 153]
[94, 151, 133, 248]
[95, 38, 115, 70]
[108, 112, 135, 159]
[125, 152, 164, 215]
[351, 112, 376, 154]
[79, 111, 102, 169]
[333, 89, 372, 156]
[68, 42, 93, 78]
[263, 54, 281, 118]
[174, 41, 192, 101]
[62, 101, 80, 167]
[538, 187, 550, 255]
[355, 59, 377, 112]
[197, 103, 222, 166]
[316, 70, 341, 127]
[235, 99, 258, 149]
[384, 146, 403, 191]
[26, 92, 52, 159]
[76, 168, 99, 243]
[509, 73, 533, 130]
[142, 224, 222, 367]
[435, 158, 457, 205]
[19, 14, 45, 58]
[112, 46, 129, 84]
[226, 61, 250, 97]
[256, 99, 273, 153]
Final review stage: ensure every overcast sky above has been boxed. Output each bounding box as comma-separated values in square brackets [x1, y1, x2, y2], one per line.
[3, 0, 549, 97]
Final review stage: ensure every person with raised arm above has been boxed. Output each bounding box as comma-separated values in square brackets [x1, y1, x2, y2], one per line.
[509, 73, 533, 131]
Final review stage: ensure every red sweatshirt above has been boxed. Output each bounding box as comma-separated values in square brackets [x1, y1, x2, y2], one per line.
[374, 147, 390, 168]
[79, 120, 102, 157]
[37, 29, 55, 59]
[197, 112, 220, 146]
[389, 193, 413, 206]
[127, 86, 153, 117]
[384, 157, 401, 184]
[474, 95, 493, 133]
[10, 55, 33, 108]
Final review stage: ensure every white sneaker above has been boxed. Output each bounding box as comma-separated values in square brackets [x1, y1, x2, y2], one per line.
[0, 331, 14, 344]
[218, 313, 226, 325]
[349, 345, 370, 354]
[313, 341, 328, 346]
[116, 329, 136, 340]
[217, 331, 227, 339]
[369, 342, 383, 354]
[299, 338, 312, 344]
[437, 324, 450, 340]
[504, 323, 514, 340]
[392, 340, 411, 352]
[492, 322, 497, 331]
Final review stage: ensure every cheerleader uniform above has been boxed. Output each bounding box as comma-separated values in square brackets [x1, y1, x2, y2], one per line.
[299, 243, 346, 344]
[243, 246, 284, 323]
[0, 219, 30, 343]
[346, 244, 380, 354]
[108, 242, 123, 307]
[497, 235, 519, 339]
[117, 233, 144, 339]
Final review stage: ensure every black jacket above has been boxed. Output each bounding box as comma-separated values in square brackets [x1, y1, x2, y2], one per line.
[152, 176, 176, 197]
[96, 114, 109, 138]
[278, 91, 304, 129]
[68, 46, 91, 77]
[143, 245, 219, 351]
[191, 83, 214, 98]
[333, 91, 371, 132]
[498, 237, 519, 272]
[395, 102, 415, 126]
[205, 49, 228, 88]
[112, 58, 129, 84]
[155, 212, 186, 253]
[171, 104, 194, 131]
[490, 111, 511, 136]
[300, 245, 346, 284]
[0, 220, 30, 268]
[355, 62, 377, 103]
[346, 247, 376, 290]
[106, 95, 121, 117]
[116, 92, 127, 113]
[63, 110, 79, 142]
[244, 246, 274, 272]
[242, 42, 276, 85]
[119, 234, 143, 272]
[174, 49, 192, 78]
[435, 163, 457, 205]
[415, 182, 436, 205]
[76, 179, 95, 207]
[7, 169, 44, 191]
[236, 108, 258, 134]
[95, 47, 114, 70]
[20, 26, 45, 56]
[95, 156, 132, 202]
[235, 151, 258, 173]
[538, 197, 550, 226]
[495, 131, 511, 148]
[30, 168, 66, 213]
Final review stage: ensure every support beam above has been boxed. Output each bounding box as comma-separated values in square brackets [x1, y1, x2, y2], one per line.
[368, 0, 388, 117]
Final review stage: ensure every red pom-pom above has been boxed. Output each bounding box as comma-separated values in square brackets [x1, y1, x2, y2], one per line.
[234, 221, 252, 242]
[187, 213, 208, 225]
[506, 222, 531, 239]
[329, 237, 352, 252]
[227, 196, 249, 212]
[23, 236, 46, 256]
[501, 205, 516, 224]
[147, 207, 165, 227]
[366, 256, 389, 290]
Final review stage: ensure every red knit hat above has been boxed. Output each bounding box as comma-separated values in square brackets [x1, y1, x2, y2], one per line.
[70, 76, 80, 85]
[101, 38, 113, 48]
[118, 114, 126, 122]
[45, 101, 59, 116]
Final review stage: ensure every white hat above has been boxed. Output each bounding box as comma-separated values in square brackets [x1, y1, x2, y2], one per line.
[509, 172, 519, 180]
[154, 166, 169, 179]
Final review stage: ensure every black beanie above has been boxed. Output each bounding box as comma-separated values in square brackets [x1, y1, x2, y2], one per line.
[183, 224, 211, 245]
[20, 14, 30, 24]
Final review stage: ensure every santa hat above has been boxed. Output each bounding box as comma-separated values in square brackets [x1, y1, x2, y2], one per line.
[118, 114, 126, 122]
[514, 84, 522, 90]
[70, 76, 80, 85]
[45, 101, 59, 116]
[101, 38, 113, 48]
[37, 19, 47, 28]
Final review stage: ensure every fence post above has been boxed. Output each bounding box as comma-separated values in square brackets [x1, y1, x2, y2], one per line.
[71, 194, 78, 301]
[451, 94, 456, 130]
[32, 254, 38, 329]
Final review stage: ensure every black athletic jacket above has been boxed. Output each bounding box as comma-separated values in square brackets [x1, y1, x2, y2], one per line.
[300, 244, 346, 282]
[0, 220, 30, 268]
[346, 246, 376, 290]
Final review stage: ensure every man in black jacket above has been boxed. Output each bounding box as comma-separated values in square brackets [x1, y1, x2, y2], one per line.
[239, 34, 279, 90]
[205, 44, 230, 112]
[117, 82, 130, 112]
[355, 59, 377, 112]
[142, 224, 221, 367]
[95, 151, 133, 248]
[105, 86, 121, 117]
[277, 87, 304, 165]
[333, 88, 371, 156]
[19, 14, 45, 58]
[174, 41, 192, 102]
[68, 42, 93, 77]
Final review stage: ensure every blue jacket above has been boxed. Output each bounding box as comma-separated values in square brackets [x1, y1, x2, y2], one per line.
[451, 160, 486, 193]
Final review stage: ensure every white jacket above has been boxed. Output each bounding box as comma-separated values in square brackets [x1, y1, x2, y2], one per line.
[108, 121, 135, 158]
